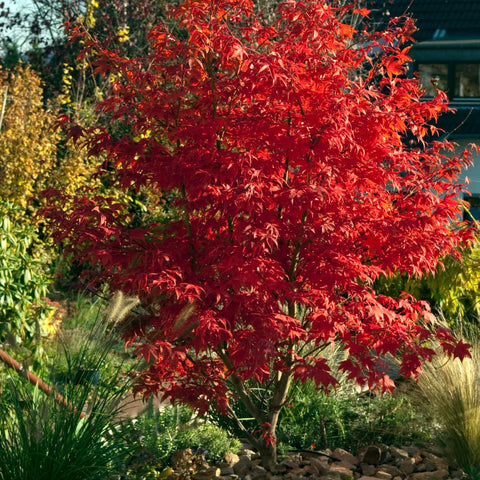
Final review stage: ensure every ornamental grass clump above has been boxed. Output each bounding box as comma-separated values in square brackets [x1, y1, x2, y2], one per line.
[414, 333, 480, 472]
[0, 293, 137, 480]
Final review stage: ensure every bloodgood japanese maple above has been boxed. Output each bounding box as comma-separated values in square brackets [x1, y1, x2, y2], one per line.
[46, 0, 473, 467]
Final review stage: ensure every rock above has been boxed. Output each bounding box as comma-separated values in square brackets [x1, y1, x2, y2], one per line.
[333, 448, 360, 465]
[285, 466, 310, 478]
[378, 465, 402, 477]
[362, 446, 383, 466]
[192, 466, 221, 480]
[220, 466, 235, 476]
[399, 458, 416, 475]
[423, 446, 445, 457]
[225, 452, 240, 467]
[171, 448, 194, 470]
[309, 457, 330, 475]
[390, 447, 409, 461]
[329, 464, 355, 480]
[408, 470, 449, 480]
[422, 453, 449, 471]
[165, 443, 458, 480]
[272, 463, 288, 474]
[362, 464, 377, 476]
[281, 454, 302, 469]
[374, 470, 393, 480]
[339, 461, 358, 471]
[402, 447, 420, 457]
[320, 472, 343, 480]
[239, 449, 257, 459]
[251, 465, 268, 479]
[423, 463, 437, 473]
[233, 455, 253, 475]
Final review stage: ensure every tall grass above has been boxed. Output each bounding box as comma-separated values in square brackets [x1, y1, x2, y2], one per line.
[413, 332, 480, 472]
[0, 292, 138, 480]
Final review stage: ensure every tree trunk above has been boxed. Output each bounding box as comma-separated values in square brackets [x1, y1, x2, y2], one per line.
[259, 436, 277, 470]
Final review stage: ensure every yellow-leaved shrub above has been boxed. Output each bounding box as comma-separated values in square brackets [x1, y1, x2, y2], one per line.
[0, 65, 100, 210]
[0, 66, 59, 208]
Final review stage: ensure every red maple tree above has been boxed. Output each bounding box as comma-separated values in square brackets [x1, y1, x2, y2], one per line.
[46, 0, 473, 467]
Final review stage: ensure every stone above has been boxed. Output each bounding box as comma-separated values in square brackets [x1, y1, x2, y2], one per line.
[338, 461, 358, 471]
[329, 464, 355, 480]
[220, 466, 235, 476]
[286, 466, 309, 478]
[309, 457, 330, 475]
[251, 465, 268, 478]
[378, 465, 402, 477]
[224, 452, 240, 467]
[272, 463, 288, 474]
[374, 471, 392, 480]
[233, 455, 252, 475]
[416, 464, 427, 473]
[423, 463, 437, 473]
[164, 443, 456, 480]
[399, 458, 416, 475]
[362, 464, 377, 476]
[239, 449, 257, 459]
[402, 447, 420, 457]
[362, 446, 383, 466]
[281, 454, 302, 469]
[192, 467, 221, 480]
[333, 448, 360, 465]
[422, 453, 449, 471]
[408, 470, 449, 480]
[423, 446, 445, 457]
[390, 447, 409, 460]
[320, 473, 342, 480]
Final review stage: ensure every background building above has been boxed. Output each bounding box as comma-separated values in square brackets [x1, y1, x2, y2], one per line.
[371, 0, 480, 217]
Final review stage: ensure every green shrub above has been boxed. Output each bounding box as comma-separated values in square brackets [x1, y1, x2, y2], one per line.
[0, 201, 57, 364]
[175, 420, 242, 463]
[342, 392, 431, 451]
[276, 380, 430, 453]
[116, 404, 241, 479]
[117, 404, 194, 479]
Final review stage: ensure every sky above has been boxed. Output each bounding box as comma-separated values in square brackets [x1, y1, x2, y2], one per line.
[7, 0, 35, 47]
[6, 0, 62, 51]
[9, 0, 34, 13]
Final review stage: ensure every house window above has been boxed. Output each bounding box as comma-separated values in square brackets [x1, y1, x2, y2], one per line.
[418, 63, 448, 96]
[455, 64, 480, 98]
[418, 63, 480, 100]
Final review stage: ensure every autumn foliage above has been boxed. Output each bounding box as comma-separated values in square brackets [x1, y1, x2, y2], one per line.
[45, 0, 474, 466]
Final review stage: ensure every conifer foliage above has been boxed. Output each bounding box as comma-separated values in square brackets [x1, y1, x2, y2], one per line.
[45, 0, 473, 467]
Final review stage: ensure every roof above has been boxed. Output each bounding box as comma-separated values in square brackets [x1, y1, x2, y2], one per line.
[369, 0, 480, 42]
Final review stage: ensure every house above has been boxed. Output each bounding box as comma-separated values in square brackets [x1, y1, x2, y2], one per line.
[370, 0, 480, 218]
